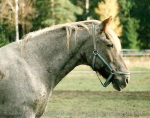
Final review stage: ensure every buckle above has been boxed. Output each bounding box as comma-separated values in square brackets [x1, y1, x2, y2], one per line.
[111, 69, 116, 74]
[93, 50, 98, 55]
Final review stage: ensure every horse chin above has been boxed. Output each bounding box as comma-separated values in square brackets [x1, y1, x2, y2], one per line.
[112, 79, 122, 91]
[96, 71, 123, 91]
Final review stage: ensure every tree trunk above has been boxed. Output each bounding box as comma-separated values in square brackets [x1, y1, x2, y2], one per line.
[15, 0, 19, 41]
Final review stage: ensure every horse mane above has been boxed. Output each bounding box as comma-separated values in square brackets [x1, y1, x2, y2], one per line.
[21, 20, 121, 53]
[20, 20, 99, 51]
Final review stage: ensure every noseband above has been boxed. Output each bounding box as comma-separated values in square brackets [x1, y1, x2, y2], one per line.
[92, 24, 130, 87]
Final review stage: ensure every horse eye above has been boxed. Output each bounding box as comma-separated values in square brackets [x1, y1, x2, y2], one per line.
[107, 44, 113, 48]
[105, 34, 110, 40]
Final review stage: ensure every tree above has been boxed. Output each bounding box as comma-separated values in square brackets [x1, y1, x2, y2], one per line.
[15, 0, 19, 41]
[0, 0, 16, 42]
[0, 31, 9, 47]
[118, 0, 139, 49]
[0, 0, 35, 43]
[40, 0, 83, 26]
[95, 0, 122, 37]
[19, 0, 36, 35]
[121, 18, 139, 49]
[70, 0, 101, 21]
[131, 0, 150, 49]
[0, 0, 83, 47]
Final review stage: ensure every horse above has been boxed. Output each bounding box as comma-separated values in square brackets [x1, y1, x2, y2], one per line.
[0, 16, 130, 118]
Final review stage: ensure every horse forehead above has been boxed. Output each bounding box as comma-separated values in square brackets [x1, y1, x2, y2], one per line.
[105, 26, 121, 54]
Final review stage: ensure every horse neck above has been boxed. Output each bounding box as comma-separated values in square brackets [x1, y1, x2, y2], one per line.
[22, 28, 90, 87]
[50, 29, 90, 84]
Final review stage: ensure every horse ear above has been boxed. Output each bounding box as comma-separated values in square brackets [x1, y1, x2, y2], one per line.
[100, 16, 112, 32]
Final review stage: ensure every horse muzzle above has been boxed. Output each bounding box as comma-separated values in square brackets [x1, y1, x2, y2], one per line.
[112, 75, 130, 91]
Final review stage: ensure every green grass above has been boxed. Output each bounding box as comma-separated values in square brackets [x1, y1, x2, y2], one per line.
[130, 66, 150, 71]
[54, 72, 150, 92]
[42, 91, 150, 118]
[73, 65, 150, 71]
[41, 65, 150, 118]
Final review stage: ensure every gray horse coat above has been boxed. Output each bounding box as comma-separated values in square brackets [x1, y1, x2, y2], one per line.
[0, 18, 130, 118]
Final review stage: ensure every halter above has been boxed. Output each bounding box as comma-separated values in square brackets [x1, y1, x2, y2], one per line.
[92, 24, 130, 87]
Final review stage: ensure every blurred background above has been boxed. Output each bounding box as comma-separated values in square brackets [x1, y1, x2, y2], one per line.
[0, 0, 150, 117]
[0, 0, 150, 49]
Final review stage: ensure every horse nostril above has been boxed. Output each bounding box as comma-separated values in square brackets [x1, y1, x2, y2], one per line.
[125, 77, 129, 84]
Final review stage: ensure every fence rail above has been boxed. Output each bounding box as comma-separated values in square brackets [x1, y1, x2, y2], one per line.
[71, 71, 150, 74]
[122, 49, 150, 57]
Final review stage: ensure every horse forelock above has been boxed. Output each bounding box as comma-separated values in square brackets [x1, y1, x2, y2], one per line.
[105, 26, 121, 54]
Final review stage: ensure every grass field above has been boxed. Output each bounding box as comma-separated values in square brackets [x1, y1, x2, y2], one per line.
[41, 58, 150, 118]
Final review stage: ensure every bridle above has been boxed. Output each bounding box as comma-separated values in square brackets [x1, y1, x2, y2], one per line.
[91, 24, 130, 87]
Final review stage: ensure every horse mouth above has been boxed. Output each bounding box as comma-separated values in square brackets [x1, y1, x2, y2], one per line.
[112, 79, 122, 91]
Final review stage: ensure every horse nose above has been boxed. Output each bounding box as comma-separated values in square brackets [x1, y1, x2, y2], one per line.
[125, 77, 129, 85]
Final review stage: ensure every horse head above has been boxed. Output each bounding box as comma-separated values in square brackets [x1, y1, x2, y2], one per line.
[83, 17, 130, 91]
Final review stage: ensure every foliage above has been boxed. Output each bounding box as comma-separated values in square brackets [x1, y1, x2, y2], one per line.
[40, 0, 83, 26]
[18, 0, 36, 35]
[0, 0, 36, 44]
[0, 32, 9, 47]
[95, 0, 122, 37]
[118, 0, 139, 49]
[0, 0, 150, 49]
[70, 0, 100, 21]
[121, 18, 139, 49]
[131, 0, 150, 49]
